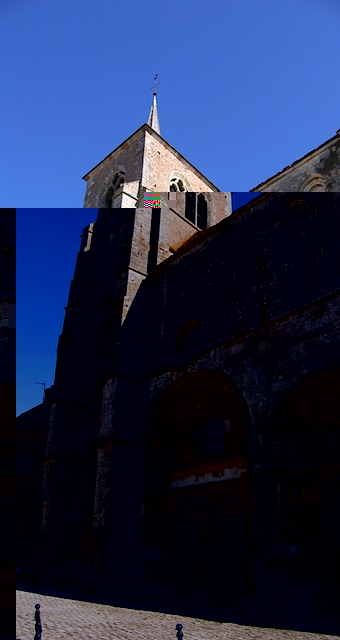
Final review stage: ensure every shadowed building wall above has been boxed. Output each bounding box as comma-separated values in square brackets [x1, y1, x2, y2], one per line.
[35, 194, 340, 633]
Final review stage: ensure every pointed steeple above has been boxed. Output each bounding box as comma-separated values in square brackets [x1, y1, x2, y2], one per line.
[147, 75, 161, 135]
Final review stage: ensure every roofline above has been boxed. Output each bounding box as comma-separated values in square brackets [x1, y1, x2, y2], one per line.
[82, 125, 146, 180]
[148, 192, 271, 275]
[82, 123, 220, 191]
[250, 130, 340, 191]
[143, 125, 220, 191]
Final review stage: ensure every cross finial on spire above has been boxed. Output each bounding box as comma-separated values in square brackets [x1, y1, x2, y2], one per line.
[152, 74, 160, 96]
[147, 74, 161, 135]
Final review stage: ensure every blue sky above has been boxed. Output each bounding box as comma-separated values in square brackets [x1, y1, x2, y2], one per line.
[17, 210, 97, 414]
[2, 0, 340, 208]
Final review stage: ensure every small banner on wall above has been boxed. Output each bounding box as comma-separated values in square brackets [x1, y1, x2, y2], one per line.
[143, 193, 161, 208]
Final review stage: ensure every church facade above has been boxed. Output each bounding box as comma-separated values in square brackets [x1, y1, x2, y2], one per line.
[17, 97, 340, 633]
[34, 196, 340, 631]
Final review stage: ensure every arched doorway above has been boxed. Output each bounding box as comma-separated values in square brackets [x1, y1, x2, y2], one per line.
[143, 370, 254, 610]
[269, 369, 340, 626]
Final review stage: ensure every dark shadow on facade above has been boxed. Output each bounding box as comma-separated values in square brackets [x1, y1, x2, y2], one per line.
[140, 370, 254, 617]
[263, 369, 340, 632]
[17, 196, 340, 635]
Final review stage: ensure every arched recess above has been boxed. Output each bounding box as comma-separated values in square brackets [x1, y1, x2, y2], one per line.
[268, 369, 340, 617]
[153, 369, 251, 473]
[98, 168, 125, 208]
[169, 174, 191, 192]
[301, 174, 327, 192]
[143, 369, 255, 604]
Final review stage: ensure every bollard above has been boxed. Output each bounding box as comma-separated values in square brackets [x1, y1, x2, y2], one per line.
[34, 604, 42, 640]
[176, 624, 183, 640]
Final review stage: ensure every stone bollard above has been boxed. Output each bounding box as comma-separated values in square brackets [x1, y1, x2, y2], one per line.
[34, 604, 42, 640]
[176, 624, 183, 640]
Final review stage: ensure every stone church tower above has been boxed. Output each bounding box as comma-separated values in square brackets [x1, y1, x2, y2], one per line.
[38, 98, 233, 584]
[81, 91, 231, 321]
[82, 89, 231, 211]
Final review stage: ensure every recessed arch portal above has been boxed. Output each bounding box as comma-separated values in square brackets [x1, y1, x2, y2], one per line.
[143, 370, 255, 604]
[152, 369, 252, 477]
[269, 368, 340, 466]
[268, 369, 340, 617]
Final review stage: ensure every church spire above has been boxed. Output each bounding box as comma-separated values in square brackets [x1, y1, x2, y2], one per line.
[147, 75, 161, 135]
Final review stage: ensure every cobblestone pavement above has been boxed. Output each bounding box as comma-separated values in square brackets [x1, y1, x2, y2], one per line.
[16, 591, 338, 640]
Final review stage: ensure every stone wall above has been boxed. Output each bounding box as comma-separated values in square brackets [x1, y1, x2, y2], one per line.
[36, 195, 340, 628]
[141, 129, 218, 192]
[120, 193, 340, 377]
[83, 130, 145, 208]
[83, 126, 222, 208]
[252, 132, 340, 192]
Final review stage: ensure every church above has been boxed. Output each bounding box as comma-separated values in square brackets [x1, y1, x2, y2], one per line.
[17, 93, 340, 633]
[82, 88, 340, 208]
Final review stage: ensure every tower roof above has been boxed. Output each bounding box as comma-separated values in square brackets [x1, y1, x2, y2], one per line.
[147, 76, 161, 135]
[82, 124, 220, 192]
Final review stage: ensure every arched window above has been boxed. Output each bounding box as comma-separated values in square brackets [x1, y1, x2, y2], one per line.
[104, 186, 114, 208]
[112, 171, 125, 190]
[104, 171, 125, 207]
[169, 177, 187, 192]
[184, 193, 208, 229]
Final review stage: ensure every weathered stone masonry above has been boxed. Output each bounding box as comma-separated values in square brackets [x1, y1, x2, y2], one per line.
[35, 194, 340, 634]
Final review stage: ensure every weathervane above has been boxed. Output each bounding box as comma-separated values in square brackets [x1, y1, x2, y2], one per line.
[151, 74, 160, 96]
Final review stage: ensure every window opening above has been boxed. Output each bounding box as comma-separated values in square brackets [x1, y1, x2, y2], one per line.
[184, 193, 208, 229]
[185, 192, 196, 223]
[169, 177, 186, 192]
[105, 171, 125, 208]
[197, 193, 207, 229]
